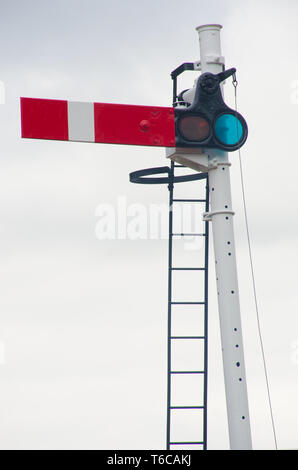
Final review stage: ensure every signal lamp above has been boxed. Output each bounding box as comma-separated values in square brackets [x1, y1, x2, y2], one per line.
[174, 68, 248, 152]
[177, 115, 210, 142]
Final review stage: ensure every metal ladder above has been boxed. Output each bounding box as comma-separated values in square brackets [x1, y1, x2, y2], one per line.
[166, 160, 209, 450]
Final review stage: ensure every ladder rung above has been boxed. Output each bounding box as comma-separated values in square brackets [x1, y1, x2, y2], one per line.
[170, 441, 204, 445]
[170, 336, 205, 340]
[170, 371, 205, 374]
[171, 267, 205, 271]
[172, 233, 205, 237]
[172, 200, 206, 203]
[170, 406, 204, 409]
[171, 302, 205, 305]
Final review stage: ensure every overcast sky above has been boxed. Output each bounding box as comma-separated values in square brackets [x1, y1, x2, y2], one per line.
[0, 0, 298, 450]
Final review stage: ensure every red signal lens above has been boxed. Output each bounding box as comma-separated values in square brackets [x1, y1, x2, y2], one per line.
[178, 115, 210, 142]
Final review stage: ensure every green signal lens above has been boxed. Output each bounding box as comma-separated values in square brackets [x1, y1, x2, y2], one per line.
[178, 115, 210, 142]
[214, 114, 243, 146]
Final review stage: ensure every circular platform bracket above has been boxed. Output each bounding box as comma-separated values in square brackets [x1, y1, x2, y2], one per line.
[129, 166, 207, 185]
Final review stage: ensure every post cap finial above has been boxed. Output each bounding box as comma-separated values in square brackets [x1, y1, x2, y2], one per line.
[196, 24, 223, 33]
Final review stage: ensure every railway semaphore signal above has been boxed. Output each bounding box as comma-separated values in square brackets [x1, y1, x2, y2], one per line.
[20, 23, 252, 451]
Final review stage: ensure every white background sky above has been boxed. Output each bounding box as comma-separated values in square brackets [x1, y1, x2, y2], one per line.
[0, 0, 298, 450]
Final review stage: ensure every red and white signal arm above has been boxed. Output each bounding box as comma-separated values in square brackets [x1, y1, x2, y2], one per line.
[20, 97, 176, 148]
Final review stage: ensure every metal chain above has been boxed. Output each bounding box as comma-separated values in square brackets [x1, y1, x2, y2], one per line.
[233, 74, 278, 451]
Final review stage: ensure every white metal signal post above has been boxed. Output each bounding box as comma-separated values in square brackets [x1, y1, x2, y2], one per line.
[20, 23, 252, 450]
[168, 24, 252, 450]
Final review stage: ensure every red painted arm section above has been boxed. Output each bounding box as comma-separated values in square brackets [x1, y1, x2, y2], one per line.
[93, 102, 175, 147]
[20, 97, 68, 141]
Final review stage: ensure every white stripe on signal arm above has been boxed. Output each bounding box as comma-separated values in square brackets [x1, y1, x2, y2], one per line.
[67, 101, 95, 142]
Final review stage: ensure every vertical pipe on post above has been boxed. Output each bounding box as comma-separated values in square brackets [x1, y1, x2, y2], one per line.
[166, 161, 174, 450]
[196, 24, 252, 450]
[203, 176, 209, 450]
